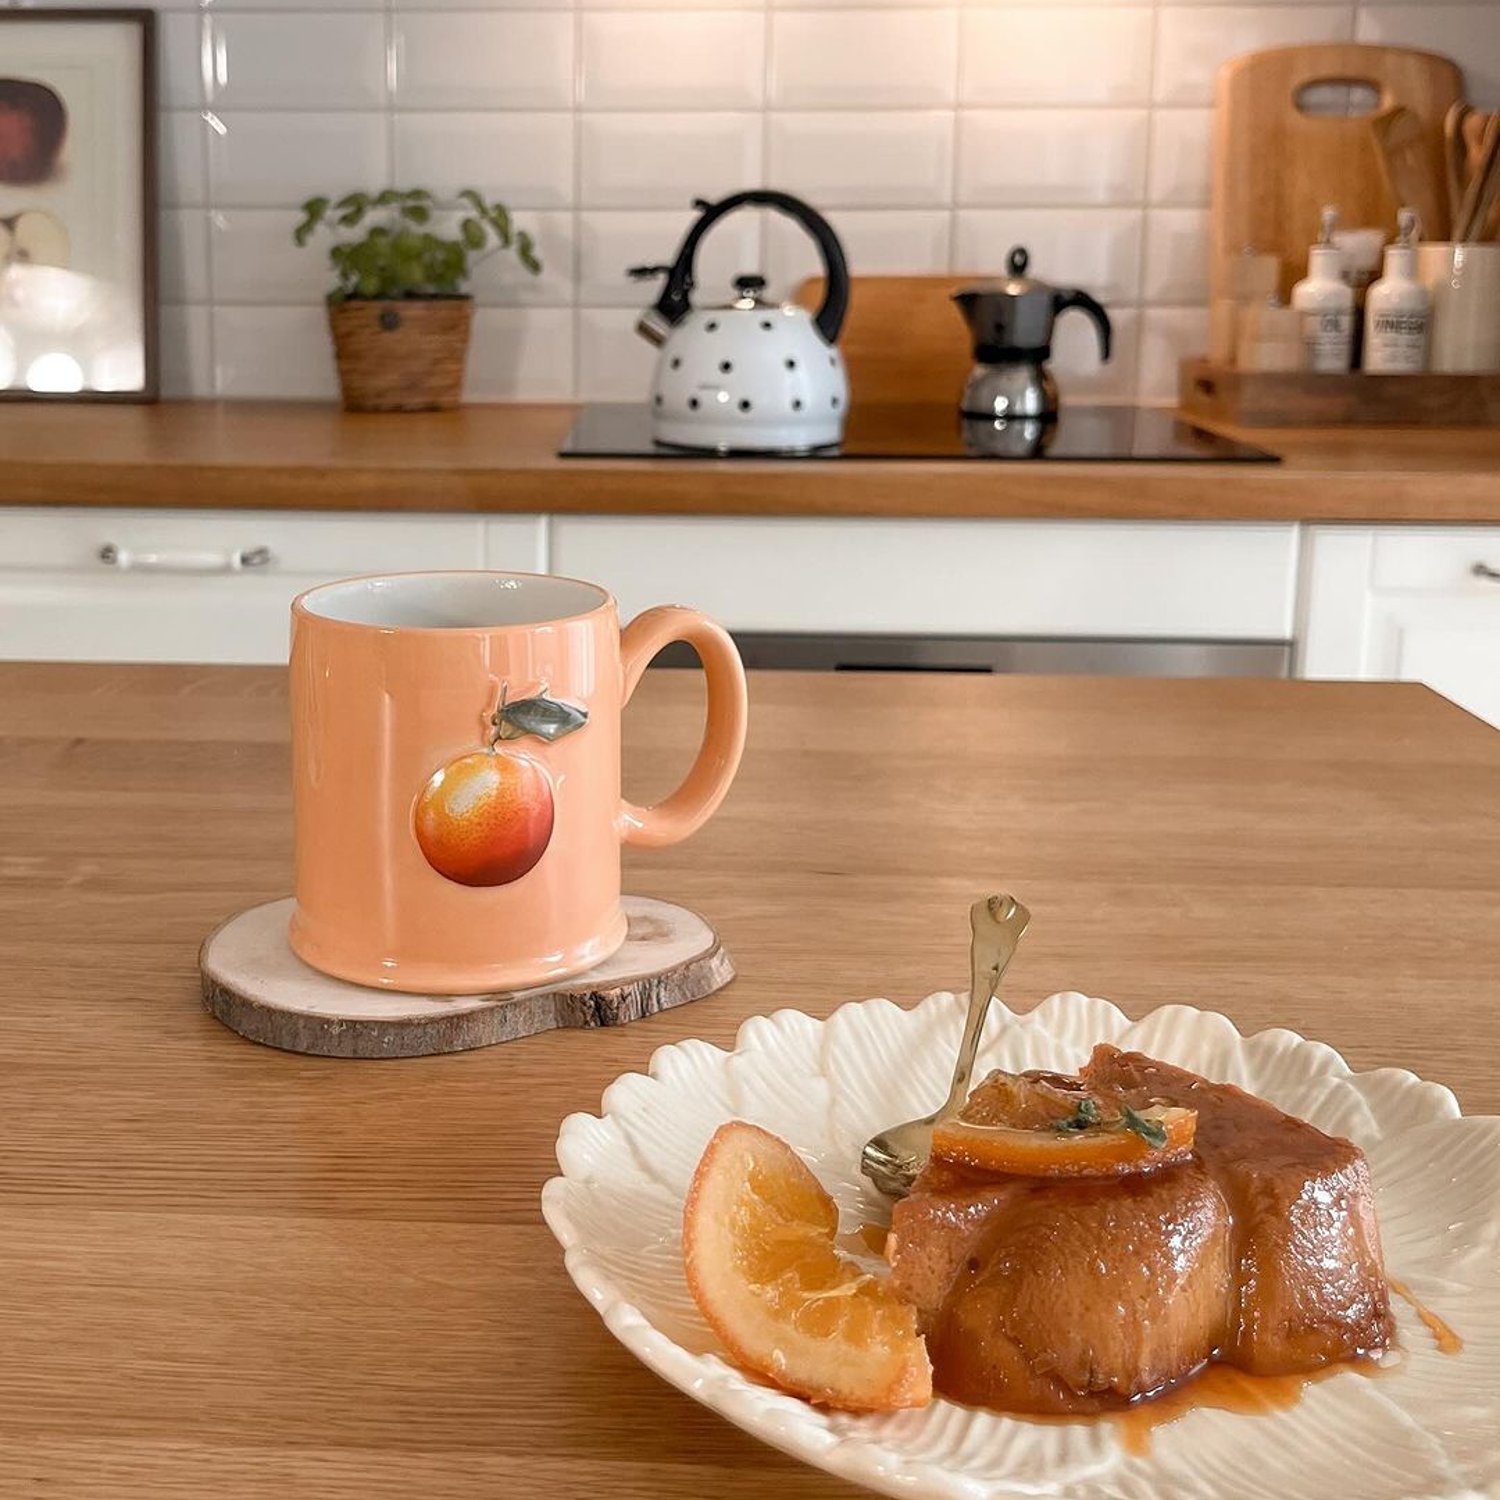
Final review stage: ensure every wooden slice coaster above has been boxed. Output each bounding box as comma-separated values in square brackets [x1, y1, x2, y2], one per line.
[200, 896, 733, 1059]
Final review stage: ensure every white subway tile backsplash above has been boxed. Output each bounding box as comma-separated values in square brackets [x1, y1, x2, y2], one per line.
[128, 0, 1457, 402]
[583, 0, 747, 9]
[159, 112, 209, 207]
[467, 308, 575, 398]
[960, 9, 1153, 106]
[580, 114, 763, 208]
[396, 0, 570, 9]
[159, 210, 211, 304]
[771, 11, 960, 108]
[953, 208, 1143, 304]
[208, 13, 387, 111]
[209, 0, 380, 10]
[393, 114, 574, 206]
[211, 209, 332, 303]
[1138, 305, 1208, 402]
[581, 13, 766, 110]
[159, 305, 213, 399]
[764, 209, 951, 292]
[393, 12, 574, 110]
[957, 110, 1147, 206]
[1356, 6, 1500, 110]
[577, 306, 658, 400]
[1142, 208, 1210, 303]
[208, 112, 389, 207]
[775, 0, 950, 9]
[1052, 304, 1138, 400]
[578, 208, 761, 305]
[158, 12, 205, 109]
[466, 212, 576, 305]
[1153, 6, 1353, 107]
[768, 113, 954, 207]
[1146, 109, 1212, 206]
[213, 305, 339, 398]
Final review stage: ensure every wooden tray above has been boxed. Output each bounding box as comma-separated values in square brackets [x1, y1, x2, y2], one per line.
[200, 895, 733, 1058]
[1179, 358, 1500, 427]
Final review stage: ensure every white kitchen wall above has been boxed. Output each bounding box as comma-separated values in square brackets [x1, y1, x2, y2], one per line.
[10, 0, 1499, 403]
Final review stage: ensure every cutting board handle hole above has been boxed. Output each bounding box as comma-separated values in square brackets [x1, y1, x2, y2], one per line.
[1293, 79, 1382, 118]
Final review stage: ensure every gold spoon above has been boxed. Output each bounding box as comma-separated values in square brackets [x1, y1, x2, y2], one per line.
[860, 894, 1031, 1199]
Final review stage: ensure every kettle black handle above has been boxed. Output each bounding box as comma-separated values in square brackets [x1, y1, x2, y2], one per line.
[1053, 289, 1112, 363]
[644, 190, 850, 345]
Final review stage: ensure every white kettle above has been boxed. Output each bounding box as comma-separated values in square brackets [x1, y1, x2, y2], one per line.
[632, 190, 851, 453]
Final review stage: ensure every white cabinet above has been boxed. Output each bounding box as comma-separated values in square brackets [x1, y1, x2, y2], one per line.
[1301, 527, 1500, 727]
[0, 509, 545, 664]
[551, 518, 1299, 641]
[0, 509, 1302, 664]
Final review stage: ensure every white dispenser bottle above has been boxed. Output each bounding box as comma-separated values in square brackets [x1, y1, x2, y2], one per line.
[1363, 208, 1431, 374]
[1291, 206, 1355, 373]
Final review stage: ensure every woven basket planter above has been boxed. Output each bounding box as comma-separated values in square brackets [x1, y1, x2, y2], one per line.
[328, 297, 474, 412]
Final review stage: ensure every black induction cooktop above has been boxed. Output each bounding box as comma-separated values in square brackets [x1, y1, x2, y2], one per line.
[558, 403, 1279, 463]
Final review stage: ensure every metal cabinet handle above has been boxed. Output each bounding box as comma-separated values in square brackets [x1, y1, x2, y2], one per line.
[98, 543, 273, 573]
[1473, 562, 1500, 582]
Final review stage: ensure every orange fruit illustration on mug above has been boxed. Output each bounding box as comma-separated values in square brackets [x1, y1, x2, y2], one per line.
[413, 685, 587, 889]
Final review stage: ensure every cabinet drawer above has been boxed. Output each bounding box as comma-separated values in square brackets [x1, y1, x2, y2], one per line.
[552, 518, 1297, 640]
[0, 509, 545, 664]
[1370, 528, 1500, 591]
[0, 508, 519, 574]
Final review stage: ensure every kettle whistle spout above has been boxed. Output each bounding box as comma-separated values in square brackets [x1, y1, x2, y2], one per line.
[635, 309, 671, 347]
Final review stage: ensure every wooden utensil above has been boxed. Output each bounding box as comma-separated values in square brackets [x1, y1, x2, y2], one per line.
[1467, 149, 1500, 241]
[1445, 102, 1473, 229]
[1455, 112, 1500, 240]
[1370, 104, 1450, 239]
[1213, 43, 1463, 300]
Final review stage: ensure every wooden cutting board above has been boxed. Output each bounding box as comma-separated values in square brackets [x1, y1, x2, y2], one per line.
[795, 275, 975, 405]
[1212, 43, 1464, 301]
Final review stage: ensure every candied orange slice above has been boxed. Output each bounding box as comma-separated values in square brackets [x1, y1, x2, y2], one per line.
[682, 1120, 932, 1411]
[930, 1069, 1196, 1178]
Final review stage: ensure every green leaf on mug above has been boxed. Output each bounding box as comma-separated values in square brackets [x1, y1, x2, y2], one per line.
[493, 694, 588, 744]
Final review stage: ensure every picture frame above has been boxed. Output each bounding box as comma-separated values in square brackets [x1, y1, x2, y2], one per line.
[0, 8, 157, 402]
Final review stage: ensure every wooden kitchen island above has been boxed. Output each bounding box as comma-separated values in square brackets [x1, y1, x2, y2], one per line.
[1, 665, 1497, 1498]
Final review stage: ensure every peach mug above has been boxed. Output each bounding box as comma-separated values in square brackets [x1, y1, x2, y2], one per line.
[288, 571, 748, 993]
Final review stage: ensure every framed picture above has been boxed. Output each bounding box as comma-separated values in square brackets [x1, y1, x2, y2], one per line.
[0, 8, 156, 401]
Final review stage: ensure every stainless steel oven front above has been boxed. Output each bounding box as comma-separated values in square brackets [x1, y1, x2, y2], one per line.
[659, 633, 1291, 677]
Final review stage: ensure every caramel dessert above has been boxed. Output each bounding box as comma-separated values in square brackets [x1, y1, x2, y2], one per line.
[887, 1046, 1395, 1414]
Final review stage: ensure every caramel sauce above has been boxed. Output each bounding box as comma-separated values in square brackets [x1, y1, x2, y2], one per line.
[1389, 1276, 1464, 1355]
[941, 1273, 1463, 1460]
[979, 1272, 1467, 1460]
[1110, 1358, 1388, 1458]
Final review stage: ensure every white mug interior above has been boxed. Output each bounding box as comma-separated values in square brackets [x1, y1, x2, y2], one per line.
[298, 571, 610, 630]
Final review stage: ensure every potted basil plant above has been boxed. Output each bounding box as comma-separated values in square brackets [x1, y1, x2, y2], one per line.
[294, 187, 541, 412]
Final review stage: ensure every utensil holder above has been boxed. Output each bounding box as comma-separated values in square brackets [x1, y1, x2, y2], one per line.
[1416, 244, 1500, 373]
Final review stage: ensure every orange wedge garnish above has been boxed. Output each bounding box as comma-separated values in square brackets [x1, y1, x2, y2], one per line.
[930, 1069, 1197, 1177]
[683, 1120, 932, 1411]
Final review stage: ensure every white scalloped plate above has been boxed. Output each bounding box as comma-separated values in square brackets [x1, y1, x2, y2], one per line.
[542, 993, 1500, 1500]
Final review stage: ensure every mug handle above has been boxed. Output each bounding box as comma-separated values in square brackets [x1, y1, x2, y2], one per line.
[618, 605, 748, 849]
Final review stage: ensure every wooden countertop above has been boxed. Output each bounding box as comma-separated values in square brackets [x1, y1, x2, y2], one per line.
[2, 400, 1499, 521]
[2, 664, 1497, 1498]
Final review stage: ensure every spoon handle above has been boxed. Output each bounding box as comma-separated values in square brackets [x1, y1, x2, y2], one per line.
[940, 896, 1026, 1116]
